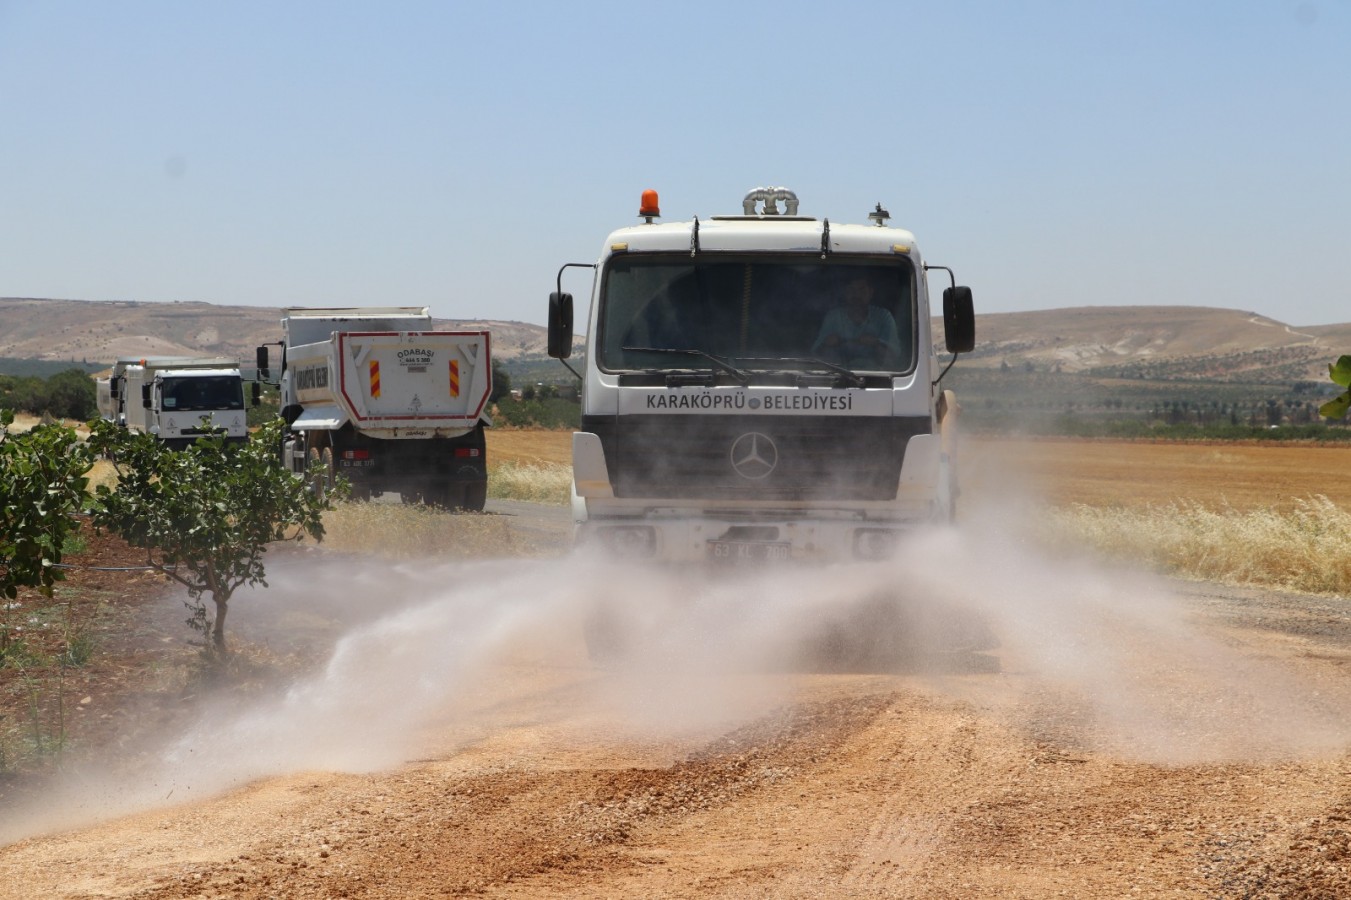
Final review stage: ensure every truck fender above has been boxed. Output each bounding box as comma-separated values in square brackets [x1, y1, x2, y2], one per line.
[282, 438, 304, 474]
[570, 480, 588, 527]
[938, 389, 960, 458]
[897, 433, 941, 497]
[573, 432, 615, 498]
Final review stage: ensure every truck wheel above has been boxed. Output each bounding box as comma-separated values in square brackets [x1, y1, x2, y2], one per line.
[308, 445, 320, 497]
[320, 448, 336, 497]
[582, 603, 628, 665]
[800, 594, 912, 673]
[461, 482, 487, 512]
[308, 448, 326, 501]
[422, 486, 454, 509]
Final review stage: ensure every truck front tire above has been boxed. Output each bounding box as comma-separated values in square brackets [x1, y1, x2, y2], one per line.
[419, 482, 486, 511]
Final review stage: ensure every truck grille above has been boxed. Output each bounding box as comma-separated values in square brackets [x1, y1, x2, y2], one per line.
[583, 414, 931, 502]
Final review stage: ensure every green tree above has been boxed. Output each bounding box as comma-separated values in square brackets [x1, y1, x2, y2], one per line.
[44, 369, 98, 419]
[490, 360, 512, 403]
[87, 418, 336, 652]
[0, 375, 42, 415]
[0, 369, 97, 419]
[246, 381, 280, 428]
[0, 409, 94, 603]
[1320, 356, 1351, 421]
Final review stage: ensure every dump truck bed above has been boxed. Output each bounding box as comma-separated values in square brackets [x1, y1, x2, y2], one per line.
[287, 330, 491, 437]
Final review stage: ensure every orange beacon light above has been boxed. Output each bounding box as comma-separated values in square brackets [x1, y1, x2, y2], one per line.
[639, 189, 660, 221]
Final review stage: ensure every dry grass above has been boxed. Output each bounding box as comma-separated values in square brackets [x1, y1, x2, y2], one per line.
[85, 458, 119, 493]
[284, 430, 575, 556]
[1042, 497, 1351, 595]
[488, 460, 572, 505]
[314, 502, 529, 559]
[4, 412, 91, 438]
[485, 428, 571, 466]
[484, 428, 572, 505]
[967, 437, 1351, 596]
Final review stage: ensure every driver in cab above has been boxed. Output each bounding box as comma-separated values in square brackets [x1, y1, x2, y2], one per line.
[810, 276, 902, 369]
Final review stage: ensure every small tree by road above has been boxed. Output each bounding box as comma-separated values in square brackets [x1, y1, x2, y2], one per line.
[87, 418, 337, 653]
[0, 409, 93, 604]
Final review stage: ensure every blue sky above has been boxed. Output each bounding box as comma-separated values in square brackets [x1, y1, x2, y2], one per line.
[1, 1, 1347, 326]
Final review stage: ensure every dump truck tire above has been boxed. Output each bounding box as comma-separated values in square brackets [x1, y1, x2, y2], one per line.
[462, 482, 487, 512]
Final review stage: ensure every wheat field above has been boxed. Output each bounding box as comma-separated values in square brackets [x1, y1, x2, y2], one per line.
[480, 430, 1351, 595]
[965, 437, 1351, 512]
[962, 437, 1351, 595]
[485, 430, 1351, 512]
[30, 415, 1351, 594]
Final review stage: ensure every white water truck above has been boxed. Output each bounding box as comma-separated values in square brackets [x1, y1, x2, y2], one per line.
[547, 186, 975, 565]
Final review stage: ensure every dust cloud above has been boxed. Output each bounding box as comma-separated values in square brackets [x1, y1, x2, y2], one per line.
[4, 506, 1351, 845]
[889, 507, 1351, 763]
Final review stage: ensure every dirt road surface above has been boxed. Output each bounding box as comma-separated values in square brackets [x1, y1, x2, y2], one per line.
[4, 499, 1351, 899]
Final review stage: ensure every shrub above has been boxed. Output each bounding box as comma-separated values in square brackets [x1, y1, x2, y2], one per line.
[87, 418, 335, 652]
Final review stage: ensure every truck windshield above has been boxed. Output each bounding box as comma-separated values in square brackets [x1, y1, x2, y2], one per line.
[597, 255, 917, 375]
[162, 376, 245, 411]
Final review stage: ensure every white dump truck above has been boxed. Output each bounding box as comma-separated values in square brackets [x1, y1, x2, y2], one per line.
[547, 186, 975, 564]
[97, 356, 252, 449]
[256, 307, 492, 509]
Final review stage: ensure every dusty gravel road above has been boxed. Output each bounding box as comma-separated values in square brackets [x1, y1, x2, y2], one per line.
[3, 500, 1351, 899]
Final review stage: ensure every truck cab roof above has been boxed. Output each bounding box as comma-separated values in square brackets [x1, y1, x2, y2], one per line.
[113, 356, 240, 370]
[281, 306, 431, 319]
[600, 216, 919, 258]
[156, 367, 239, 379]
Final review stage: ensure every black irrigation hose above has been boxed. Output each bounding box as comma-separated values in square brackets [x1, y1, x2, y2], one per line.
[50, 563, 176, 572]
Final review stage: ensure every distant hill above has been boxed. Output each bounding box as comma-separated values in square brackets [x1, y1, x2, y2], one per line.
[2, 297, 1347, 387]
[0, 298, 551, 367]
[958, 306, 1345, 383]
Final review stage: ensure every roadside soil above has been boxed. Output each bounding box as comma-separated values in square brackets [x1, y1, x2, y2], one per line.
[3, 503, 1351, 899]
[0, 524, 190, 797]
[2, 432, 1351, 891]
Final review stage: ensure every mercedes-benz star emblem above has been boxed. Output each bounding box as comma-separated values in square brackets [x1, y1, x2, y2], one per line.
[729, 432, 778, 480]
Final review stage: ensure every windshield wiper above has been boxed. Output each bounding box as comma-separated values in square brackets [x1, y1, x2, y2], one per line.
[733, 356, 866, 388]
[623, 347, 751, 386]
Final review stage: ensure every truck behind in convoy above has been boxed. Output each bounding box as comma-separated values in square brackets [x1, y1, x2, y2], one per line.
[96, 356, 253, 449]
[547, 186, 975, 566]
[256, 307, 492, 509]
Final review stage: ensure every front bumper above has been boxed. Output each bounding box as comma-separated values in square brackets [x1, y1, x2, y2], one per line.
[577, 514, 931, 565]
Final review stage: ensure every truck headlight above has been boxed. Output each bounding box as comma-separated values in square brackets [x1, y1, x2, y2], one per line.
[853, 528, 900, 560]
[595, 525, 657, 558]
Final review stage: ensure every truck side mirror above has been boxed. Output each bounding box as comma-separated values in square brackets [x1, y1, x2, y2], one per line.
[252, 382, 262, 406]
[256, 346, 270, 381]
[109, 379, 119, 399]
[141, 384, 152, 409]
[548, 292, 574, 359]
[943, 286, 975, 354]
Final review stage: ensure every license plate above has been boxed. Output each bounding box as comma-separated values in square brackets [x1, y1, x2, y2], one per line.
[340, 459, 375, 468]
[707, 541, 791, 563]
